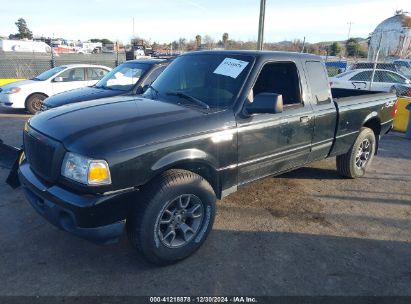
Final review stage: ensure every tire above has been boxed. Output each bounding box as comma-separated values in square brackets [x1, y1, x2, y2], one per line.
[127, 169, 216, 265]
[336, 127, 376, 178]
[26, 94, 46, 114]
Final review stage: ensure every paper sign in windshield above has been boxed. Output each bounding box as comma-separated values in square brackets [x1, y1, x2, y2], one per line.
[213, 58, 249, 79]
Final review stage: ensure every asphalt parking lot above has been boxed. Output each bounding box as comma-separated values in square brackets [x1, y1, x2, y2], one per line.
[0, 108, 410, 296]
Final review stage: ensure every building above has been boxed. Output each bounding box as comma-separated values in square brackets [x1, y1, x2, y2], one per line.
[368, 10, 411, 61]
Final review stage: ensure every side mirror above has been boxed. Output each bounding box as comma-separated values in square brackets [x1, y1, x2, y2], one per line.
[246, 93, 283, 114]
[53, 77, 63, 82]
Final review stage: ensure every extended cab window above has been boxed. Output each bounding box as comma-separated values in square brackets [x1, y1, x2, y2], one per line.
[305, 61, 331, 104]
[253, 62, 301, 106]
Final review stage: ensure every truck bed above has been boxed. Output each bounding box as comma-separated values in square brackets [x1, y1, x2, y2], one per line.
[329, 88, 396, 157]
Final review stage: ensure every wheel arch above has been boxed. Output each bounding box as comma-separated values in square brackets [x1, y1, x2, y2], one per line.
[25, 92, 48, 106]
[149, 149, 221, 198]
[362, 114, 381, 154]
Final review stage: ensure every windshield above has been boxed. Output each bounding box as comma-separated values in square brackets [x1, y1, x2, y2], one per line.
[95, 62, 149, 91]
[33, 66, 66, 81]
[142, 54, 253, 109]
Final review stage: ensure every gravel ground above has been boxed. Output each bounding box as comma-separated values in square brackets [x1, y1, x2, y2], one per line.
[0, 108, 410, 296]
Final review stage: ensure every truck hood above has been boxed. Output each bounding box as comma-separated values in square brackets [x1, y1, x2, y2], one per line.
[29, 96, 232, 158]
[43, 86, 127, 108]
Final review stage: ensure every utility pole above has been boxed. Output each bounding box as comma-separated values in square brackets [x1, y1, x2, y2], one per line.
[347, 21, 354, 40]
[257, 0, 266, 50]
[301, 36, 306, 53]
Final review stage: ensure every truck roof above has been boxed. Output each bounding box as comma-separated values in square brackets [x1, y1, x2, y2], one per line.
[181, 50, 322, 61]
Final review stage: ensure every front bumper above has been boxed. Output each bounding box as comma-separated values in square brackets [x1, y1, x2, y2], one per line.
[19, 162, 134, 244]
[0, 93, 23, 109]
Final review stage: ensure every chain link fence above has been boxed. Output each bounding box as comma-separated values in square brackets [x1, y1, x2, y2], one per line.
[1, 50, 410, 98]
[0, 52, 126, 79]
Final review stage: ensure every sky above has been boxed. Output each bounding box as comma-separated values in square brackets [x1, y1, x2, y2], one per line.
[0, 0, 409, 44]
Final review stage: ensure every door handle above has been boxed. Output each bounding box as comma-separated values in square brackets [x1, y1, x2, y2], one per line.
[300, 116, 310, 123]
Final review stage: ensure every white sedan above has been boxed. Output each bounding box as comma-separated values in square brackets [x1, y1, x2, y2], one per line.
[330, 68, 411, 92]
[0, 64, 111, 114]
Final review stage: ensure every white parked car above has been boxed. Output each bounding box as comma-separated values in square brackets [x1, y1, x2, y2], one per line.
[330, 69, 411, 92]
[0, 64, 111, 114]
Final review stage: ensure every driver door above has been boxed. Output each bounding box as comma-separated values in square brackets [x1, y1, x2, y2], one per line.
[236, 61, 314, 185]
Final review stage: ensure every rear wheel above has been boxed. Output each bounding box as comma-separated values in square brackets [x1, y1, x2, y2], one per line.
[336, 127, 376, 178]
[127, 169, 216, 265]
[26, 94, 46, 114]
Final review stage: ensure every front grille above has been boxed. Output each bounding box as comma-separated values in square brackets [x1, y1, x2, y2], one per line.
[24, 129, 62, 182]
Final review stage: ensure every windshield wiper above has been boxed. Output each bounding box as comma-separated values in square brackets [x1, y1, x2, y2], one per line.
[166, 91, 210, 110]
[95, 85, 116, 90]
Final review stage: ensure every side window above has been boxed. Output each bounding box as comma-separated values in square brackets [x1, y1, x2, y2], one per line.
[305, 61, 331, 104]
[374, 71, 389, 83]
[87, 68, 108, 80]
[253, 62, 302, 106]
[349, 71, 372, 81]
[58, 68, 85, 82]
[386, 72, 406, 84]
[143, 65, 166, 86]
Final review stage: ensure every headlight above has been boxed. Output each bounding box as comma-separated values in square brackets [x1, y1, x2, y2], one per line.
[3, 87, 21, 94]
[24, 121, 30, 133]
[61, 152, 111, 185]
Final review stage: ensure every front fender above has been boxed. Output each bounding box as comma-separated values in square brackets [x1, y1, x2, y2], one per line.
[151, 148, 218, 172]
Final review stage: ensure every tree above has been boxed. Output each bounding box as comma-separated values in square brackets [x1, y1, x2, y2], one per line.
[346, 38, 360, 57]
[329, 42, 341, 56]
[178, 37, 186, 52]
[222, 32, 229, 48]
[203, 35, 215, 49]
[195, 35, 202, 48]
[14, 18, 33, 39]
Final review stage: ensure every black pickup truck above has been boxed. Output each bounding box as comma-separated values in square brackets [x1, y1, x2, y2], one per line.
[3, 51, 397, 265]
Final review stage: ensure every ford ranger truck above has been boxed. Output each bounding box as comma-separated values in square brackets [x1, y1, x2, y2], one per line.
[3, 51, 397, 265]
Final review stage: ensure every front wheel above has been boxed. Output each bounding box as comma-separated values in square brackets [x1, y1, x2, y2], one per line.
[26, 94, 46, 114]
[127, 169, 216, 265]
[336, 127, 376, 178]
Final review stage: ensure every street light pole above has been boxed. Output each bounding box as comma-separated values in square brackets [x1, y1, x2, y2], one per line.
[257, 0, 266, 50]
